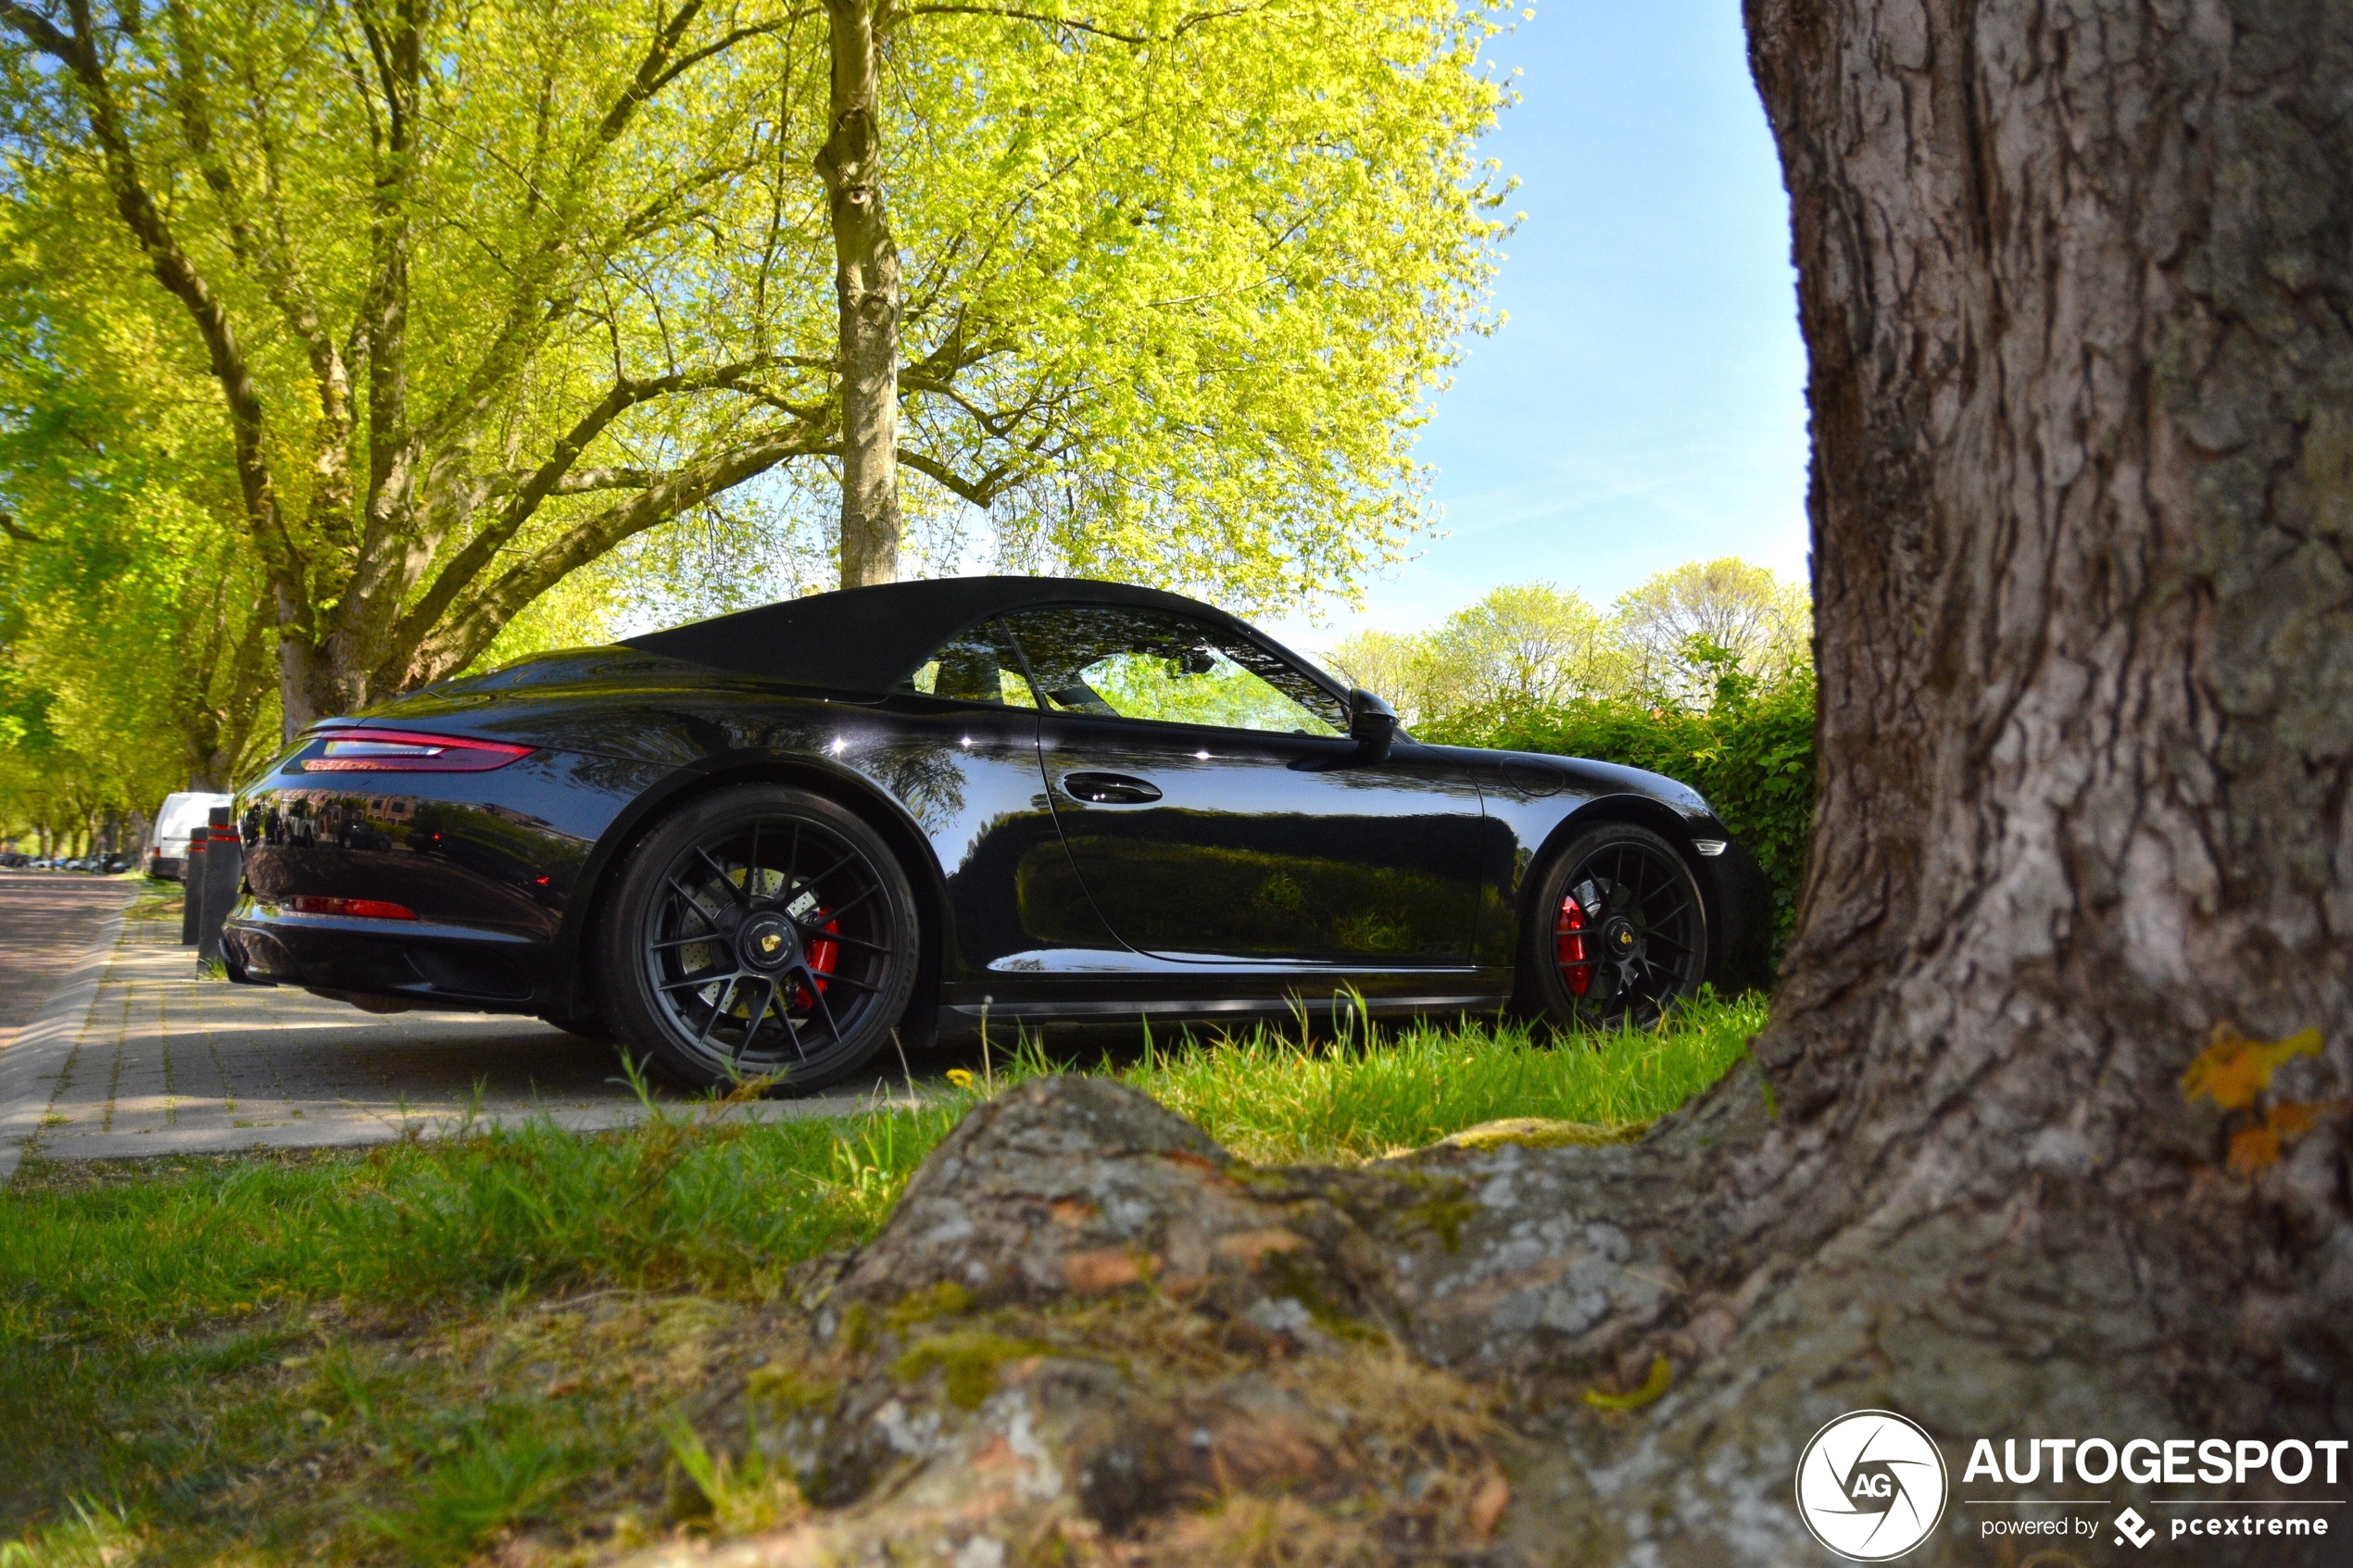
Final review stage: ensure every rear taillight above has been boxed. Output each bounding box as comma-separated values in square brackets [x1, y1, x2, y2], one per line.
[284, 896, 417, 920]
[300, 728, 533, 772]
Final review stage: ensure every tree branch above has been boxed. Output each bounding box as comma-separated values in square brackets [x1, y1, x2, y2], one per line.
[385, 354, 831, 672]
[395, 422, 834, 687]
[898, 2, 1255, 44]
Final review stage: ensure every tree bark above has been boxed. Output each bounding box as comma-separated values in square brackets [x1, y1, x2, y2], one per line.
[815, 0, 902, 590]
[1554, 0, 2353, 1552]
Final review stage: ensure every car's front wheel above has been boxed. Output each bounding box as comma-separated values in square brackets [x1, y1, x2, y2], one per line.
[1524, 822, 1710, 1033]
[596, 785, 919, 1095]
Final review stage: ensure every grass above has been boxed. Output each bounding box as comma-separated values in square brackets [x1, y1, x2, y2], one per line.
[0, 993, 1764, 1564]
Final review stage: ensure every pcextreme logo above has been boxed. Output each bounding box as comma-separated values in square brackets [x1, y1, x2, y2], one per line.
[1795, 1410, 1951, 1562]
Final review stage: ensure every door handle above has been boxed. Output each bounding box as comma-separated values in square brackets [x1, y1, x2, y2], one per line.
[1059, 771, 1163, 805]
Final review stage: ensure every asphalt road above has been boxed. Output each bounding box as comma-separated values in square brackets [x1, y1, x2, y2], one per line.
[0, 871, 136, 1048]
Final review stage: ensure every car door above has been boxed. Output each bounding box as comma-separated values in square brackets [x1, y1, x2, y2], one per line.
[1004, 604, 1489, 967]
[871, 615, 1123, 972]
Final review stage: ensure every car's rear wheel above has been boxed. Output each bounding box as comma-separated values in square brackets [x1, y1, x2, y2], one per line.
[1525, 822, 1709, 1033]
[596, 785, 919, 1095]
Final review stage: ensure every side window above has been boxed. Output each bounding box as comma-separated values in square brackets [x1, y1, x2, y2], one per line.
[896, 619, 1038, 709]
[1003, 606, 1344, 735]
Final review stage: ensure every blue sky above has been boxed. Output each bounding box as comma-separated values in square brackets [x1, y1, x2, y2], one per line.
[1264, 1, 1809, 652]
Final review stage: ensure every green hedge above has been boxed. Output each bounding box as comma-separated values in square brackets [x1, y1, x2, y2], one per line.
[1418, 666, 1818, 939]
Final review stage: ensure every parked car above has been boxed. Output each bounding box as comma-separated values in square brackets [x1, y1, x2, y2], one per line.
[149, 791, 233, 880]
[224, 576, 1773, 1093]
[0, 851, 28, 868]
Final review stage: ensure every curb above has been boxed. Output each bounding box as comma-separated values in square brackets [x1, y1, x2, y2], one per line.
[0, 902, 130, 1187]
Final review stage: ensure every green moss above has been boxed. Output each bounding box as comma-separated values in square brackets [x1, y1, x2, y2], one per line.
[745, 1362, 835, 1412]
[891, 1331, 1054, 1411]
[885, 1278, 974, 1334]
[1261, 1252, 1385, 1345]
[1401, 1180, 1481, 1252]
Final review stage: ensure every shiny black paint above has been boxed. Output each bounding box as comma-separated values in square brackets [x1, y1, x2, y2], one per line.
[225, 641, 1770, 1033]
[1034, 713, 1489, 967]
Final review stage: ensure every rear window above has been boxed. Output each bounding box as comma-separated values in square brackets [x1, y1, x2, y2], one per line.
[895, 620, 1038, 709]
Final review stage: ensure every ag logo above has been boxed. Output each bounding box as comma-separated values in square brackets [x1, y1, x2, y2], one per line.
[1794, 1410, 1949, 1561]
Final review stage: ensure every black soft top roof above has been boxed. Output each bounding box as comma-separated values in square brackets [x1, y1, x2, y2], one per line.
[619, 575, 1277, 694]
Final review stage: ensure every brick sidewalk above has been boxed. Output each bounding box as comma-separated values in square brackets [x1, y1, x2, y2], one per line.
[14, 907, 914, 1165]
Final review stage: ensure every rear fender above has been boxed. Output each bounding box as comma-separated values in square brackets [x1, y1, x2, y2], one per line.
[551, 755, 950, 1047]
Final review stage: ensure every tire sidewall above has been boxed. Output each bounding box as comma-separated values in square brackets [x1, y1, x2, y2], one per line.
[1523, 821, 1711, 1032]
[595, 784, 918, 1095]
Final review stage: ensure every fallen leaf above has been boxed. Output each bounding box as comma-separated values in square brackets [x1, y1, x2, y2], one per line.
[2181, 1025, 2322, 1112]
[1582, 1354, 1672, 1411]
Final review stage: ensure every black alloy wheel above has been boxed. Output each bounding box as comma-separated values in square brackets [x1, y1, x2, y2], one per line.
[1525, 822, 1709, 1032]
[597, 785, 918, 1094]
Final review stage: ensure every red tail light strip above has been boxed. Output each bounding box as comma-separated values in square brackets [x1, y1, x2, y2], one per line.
[283, 896, 417, 921]
[300, 728, 534, 772]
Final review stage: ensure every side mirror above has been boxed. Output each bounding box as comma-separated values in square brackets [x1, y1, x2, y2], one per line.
[1347, 688, 1397, 761]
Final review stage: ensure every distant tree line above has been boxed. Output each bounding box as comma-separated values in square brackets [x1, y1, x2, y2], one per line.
[1328, 559, 1818, 938]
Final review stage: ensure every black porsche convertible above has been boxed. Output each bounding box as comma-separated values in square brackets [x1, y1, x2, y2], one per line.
[224, 576, 1771, 1092]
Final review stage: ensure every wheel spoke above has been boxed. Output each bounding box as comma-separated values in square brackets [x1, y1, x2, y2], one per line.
[734, 978, 776, 1061]
[651, 933, 726, 952]
[795, 848, 862, 897]
[819, 930, 891, 957]
[666, 876, 735, 933]
[695, 847, 749, 910]
[802, 965, 881, 994]
[697, 975, 740, 1046]
[1642, 897, 1695, 935]
[658, 968, 736, 994]
[804, 882, 880, 927]
[798, 962, 847, 1042]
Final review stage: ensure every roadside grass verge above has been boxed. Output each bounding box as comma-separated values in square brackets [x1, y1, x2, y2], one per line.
[0, 993, 1765, 1564]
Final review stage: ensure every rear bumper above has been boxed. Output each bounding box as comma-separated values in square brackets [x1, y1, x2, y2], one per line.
[223, 901, 552, 1013]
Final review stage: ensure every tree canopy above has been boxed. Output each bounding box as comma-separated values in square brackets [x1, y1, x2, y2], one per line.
[4, 0, 1505, 832]
[0, 0, 1516, 805]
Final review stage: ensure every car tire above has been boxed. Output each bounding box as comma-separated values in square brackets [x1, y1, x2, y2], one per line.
[1524, 822, 1711, 1034]
[595, 784, 920, 1095]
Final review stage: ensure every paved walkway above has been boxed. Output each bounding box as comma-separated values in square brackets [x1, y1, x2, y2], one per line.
[2, 905, 922, 1175]
[0, 871, 136, 1051]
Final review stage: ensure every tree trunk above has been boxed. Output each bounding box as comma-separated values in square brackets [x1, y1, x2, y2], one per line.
[1548, 0, 2353, 1552]
[815, 0, 902, 590]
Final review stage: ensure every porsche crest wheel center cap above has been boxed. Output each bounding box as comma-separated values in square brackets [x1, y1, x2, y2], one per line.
[740, 915, 798, 971]
[1603, 917, 1639, 953]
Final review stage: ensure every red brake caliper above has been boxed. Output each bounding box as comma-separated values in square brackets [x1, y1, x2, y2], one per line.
[795, 914, 840, 1009]
[1556, 893, 1594, 996]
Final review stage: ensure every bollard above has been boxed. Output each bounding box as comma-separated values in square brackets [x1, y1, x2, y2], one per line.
[197, 806, 241, 964]
[180, 827, 208, 947]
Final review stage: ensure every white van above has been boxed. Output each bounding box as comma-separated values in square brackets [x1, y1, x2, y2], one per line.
[148, 791, 233, 881]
